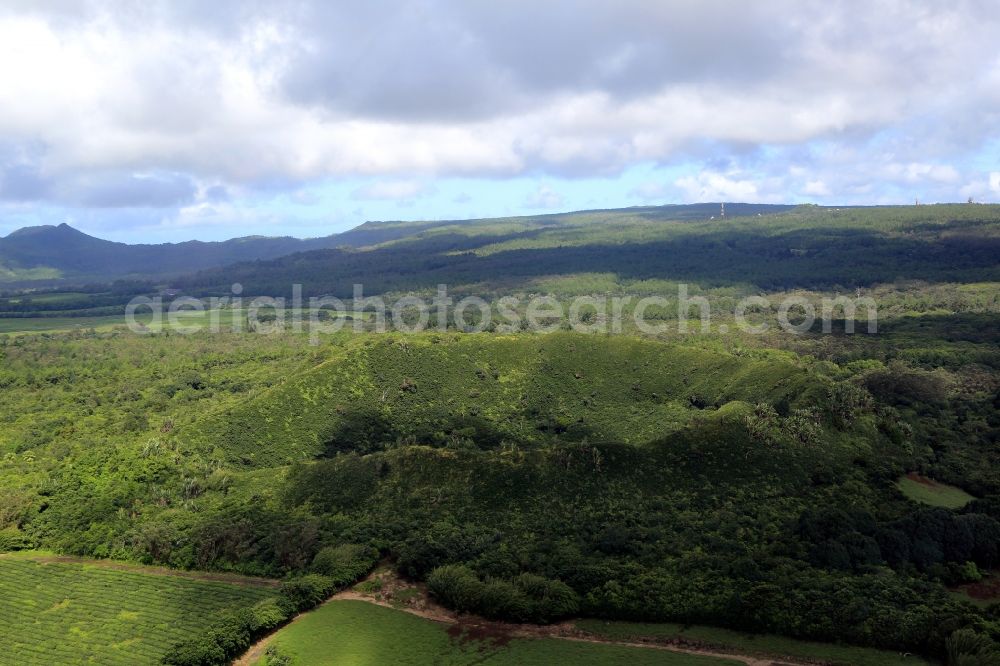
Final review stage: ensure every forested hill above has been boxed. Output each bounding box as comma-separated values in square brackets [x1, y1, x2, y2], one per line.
[0, 223, 351, 285]
[0, 203, 791, 287]
[175, 203, 1000, 297]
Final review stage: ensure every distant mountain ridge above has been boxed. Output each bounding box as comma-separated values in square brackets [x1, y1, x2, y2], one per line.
[0, 223, 348, 285]
[0, 203, 793, 285]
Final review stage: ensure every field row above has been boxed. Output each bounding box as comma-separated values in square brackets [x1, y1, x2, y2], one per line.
[0, 556, 272, 665]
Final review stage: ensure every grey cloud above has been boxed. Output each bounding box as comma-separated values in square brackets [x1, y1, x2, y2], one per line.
[0, 0, 998, 209]
[0, 164, 49, 201]
[205, 185, 231, 202]
[60, 172, 197, 208]
[276, 1, 802, 123]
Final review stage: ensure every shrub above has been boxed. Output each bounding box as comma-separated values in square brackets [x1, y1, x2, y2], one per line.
[163, 563, 372, 665]
[396, 523, 495, 579]
[427, 564, 483, 613]
[0, 527, 32, 552]
[825, 381, 873, 428]
[946, 629, 1000, 666]
[162, 609, 257, 666]
[310, 543, 378, 585]
[278, 574, 336, 614]
[513, 573, 580, 622]
[250, 598, 288, 632]
[426, 565, 579, 623]
[263, 645, 293, 666]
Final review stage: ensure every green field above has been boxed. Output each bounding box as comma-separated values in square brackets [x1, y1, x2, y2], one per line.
[575, 620, 930, 666]
[258, 600, 740, 665]
[0, 314, 131, 333]
[896, 474, 975, 509]
[0, 554, 273, 665]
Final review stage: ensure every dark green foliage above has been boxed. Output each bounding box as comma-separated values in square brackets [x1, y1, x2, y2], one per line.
[277, 574, 337, 613]
[397, 522, 498, 579]
[1, 283, 997, 666]
[163, 553, 375, 666]
[177, 204, 1000, 297]
[0, 222, 354, 286]
[310, 543, 379, 584]
[427, 564, 580, 623]
[194, 333, 818, 467]
[946, 629, 1000, 666]
[0, 527, 32, 551]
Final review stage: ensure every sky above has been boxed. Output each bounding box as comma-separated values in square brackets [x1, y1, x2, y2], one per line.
[0, 1, 998, 243]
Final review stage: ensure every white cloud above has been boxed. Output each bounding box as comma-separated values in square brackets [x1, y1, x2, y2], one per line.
[523, 184, 565, 209]
[351, 180, 432, 201]
[674, 172, 764, 202]
[803, 180, 831, 197]
[0, 1, 997, 220]
[628, 181, 668, 202]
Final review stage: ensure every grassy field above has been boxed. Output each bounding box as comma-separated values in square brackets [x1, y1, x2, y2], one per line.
[896, 473, 975, 509]
[257, 600, 741, 665]
[0, 314, 132, 333]
[0, 553, 273, 665]
[0, 307, 365, 334]
[574, 620, 931, 666]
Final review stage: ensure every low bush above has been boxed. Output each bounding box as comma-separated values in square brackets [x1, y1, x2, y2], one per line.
[163, 545, 375, 665]
[427, 564, 579, 623]
[0, 527, 32, 552]
[277, 574, 336, 614]
[310, 543, 378, 585]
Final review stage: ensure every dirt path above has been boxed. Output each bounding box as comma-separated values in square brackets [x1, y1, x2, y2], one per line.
[0, 551, 281, 588]
[232, 569, 816, 666]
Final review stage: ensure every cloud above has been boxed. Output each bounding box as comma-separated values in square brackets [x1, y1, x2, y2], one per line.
[204, 184, 231, 202]
[802, 180, 830, 197]
[523, 184, 565, 209]
[0, 1, 998, 235]
[351, 180, 431, 201]
[0, 163, 48, 201]
[628, 181, 667, 202]
[60, 172, 197, 208]
[674, 171, 764, 202]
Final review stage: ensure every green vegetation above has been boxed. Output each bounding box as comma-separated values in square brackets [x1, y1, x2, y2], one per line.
[178, 204, 1000, 297]
[575, 619, 929, 666]
[0, 222, 351, 286]
[195, 333, 817, 466]
[897, 473, 976, 509]
[0, 314, 130, 333]
[1, 326, 997, 663]
[163, 543, 377, 666]
[0, 203, 998, 664]
[0, 554, 273, 665]
[258, 600, 741, 665]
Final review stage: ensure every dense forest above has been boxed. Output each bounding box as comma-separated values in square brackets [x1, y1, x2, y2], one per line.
[174, 205, 1000, 298]
[0, 204, 998, 665]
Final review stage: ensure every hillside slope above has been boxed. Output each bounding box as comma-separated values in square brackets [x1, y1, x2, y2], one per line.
[0, 223, 346, 285]
[188, 333, 820, 467]
[176, 204, 1000, 296]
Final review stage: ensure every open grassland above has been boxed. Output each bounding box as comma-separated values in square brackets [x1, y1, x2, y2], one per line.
[0, 314, 133, 333]
[896, 473, 975, 509]
[257, 600, 741, 666]
[574, 619, 930, 666]
[0, 554, 273, 665]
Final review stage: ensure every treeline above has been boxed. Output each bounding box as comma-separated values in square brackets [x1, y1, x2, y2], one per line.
[175, 209, 1000, 298]
[163, 544, 376, 666]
